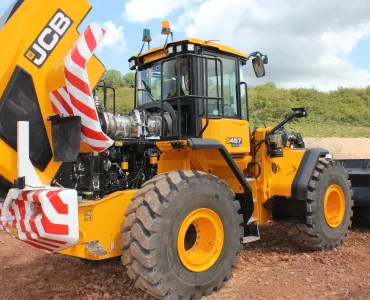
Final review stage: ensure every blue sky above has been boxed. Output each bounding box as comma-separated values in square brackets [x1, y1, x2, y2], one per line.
[1, 0, 370, 90]
[81, 0, 188, 75]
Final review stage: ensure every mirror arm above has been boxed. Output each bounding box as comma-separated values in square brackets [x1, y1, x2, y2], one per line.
[269, 108, 307, 134]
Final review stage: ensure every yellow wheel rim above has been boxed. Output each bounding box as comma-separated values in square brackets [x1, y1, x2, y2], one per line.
[177, 208, 224, 272]
[324, 184, 345, 228]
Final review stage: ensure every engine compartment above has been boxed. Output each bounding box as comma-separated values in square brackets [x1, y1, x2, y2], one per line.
[51, 98, 169, 200]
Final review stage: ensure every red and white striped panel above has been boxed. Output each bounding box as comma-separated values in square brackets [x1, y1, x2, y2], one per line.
[50, 87, 73, 116]
[0, 188, 78, 253]
[49, 23, 113, 152]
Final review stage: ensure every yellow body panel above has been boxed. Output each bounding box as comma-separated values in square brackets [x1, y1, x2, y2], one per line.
[59, 190, 136, 260]
[202, 119, 251, 154]
[157, 141, 244, 193]
[268, 149, 306, 197]
[0, 0, 105, 184]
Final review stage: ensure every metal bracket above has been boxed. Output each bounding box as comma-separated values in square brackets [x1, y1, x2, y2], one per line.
[243, 217, 260, 244]
[85, 240, 107, 257]
[171, 141, 184, 149]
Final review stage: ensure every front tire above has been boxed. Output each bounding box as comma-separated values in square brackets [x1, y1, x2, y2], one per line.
[288, 158, 353, 250]
[120, 170, 243, 300]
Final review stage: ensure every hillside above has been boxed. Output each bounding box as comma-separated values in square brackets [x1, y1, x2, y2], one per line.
[97, 83, 370, 138]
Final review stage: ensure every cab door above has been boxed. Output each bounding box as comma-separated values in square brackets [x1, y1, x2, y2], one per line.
[202, 54, 250, 154]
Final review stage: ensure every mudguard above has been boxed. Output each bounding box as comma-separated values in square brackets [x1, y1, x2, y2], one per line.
[291, 148, 329, 200]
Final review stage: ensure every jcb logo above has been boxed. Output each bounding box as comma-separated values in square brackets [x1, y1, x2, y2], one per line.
[24, 9, 73, 68]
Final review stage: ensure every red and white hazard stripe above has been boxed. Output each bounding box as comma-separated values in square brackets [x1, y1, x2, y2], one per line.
[0, 188, 78, 253]
[49, 23, 113, 152]
[50, 87, 73, 116]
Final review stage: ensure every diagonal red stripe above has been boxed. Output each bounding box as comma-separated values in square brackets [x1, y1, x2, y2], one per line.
[51, 101, 60, 115]
[84, 25, 97, 53]
[15, 200, 32, 238]
[9, 206, 15, 217]
[29, 213, 66, 245]
[16, 200, 62, 248]
[81, 124, 109, 142]
[41, 212, 69, 235]
[71, 47, 86, 69]
[21, 191, 32, 201]
[32, 190, 42, 203]
[45, 191, 68, 215]
[52, 90, 74, 115]
[69, 93, 98, 121]
[65, 68, 92, 97]
[23, 240, 55, 252]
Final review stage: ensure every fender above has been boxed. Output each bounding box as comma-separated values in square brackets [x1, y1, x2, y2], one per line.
[291, 148, 329, 200]
[187, 138, 254, 222]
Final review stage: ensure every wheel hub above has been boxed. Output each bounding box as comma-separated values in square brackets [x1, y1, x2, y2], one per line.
[324, 184, 345, 228]
[177, 208, 224, 272]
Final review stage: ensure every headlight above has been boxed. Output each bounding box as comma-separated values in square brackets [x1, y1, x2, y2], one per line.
[129, 59, 136, 70]
[167, 46, 174, 55]
[187, 44, 195, 51]
[176, 44, 183, 53]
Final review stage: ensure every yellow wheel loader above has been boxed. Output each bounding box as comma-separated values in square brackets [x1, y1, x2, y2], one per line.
[0, 1, 367, 299]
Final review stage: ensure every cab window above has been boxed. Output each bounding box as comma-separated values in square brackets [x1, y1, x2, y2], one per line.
[207, 57, 238, 117]
[137, 58, 190, 106]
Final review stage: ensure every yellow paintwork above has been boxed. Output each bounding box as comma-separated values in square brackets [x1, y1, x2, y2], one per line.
[130, 38, 249, 66]
[202, 119, 251, 154]
[0, 0, 105, 184]
[0, 0, 313, 263]
[59, 190, 136, 260]
[157, 142, 244, 192]
[324, 184, 345, 228]
[177, 208, 224, 272]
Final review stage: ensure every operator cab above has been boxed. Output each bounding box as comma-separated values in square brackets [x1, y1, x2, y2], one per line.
[128, 31, 268, 140]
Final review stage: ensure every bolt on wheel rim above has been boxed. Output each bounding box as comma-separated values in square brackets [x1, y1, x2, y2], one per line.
[177, 208, 224, 272]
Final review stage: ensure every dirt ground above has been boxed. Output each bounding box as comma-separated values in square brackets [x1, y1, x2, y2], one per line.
[305, 137, 370, 159]
[1, 138, 370, 300]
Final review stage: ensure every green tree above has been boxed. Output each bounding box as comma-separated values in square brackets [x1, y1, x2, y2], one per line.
[123, 72, 135, 87]
[103, 69, 124, 88]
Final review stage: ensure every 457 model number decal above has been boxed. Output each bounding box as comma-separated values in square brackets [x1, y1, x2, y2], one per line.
[226, 137, 242, 147]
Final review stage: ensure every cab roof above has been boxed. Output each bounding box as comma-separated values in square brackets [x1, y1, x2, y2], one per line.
[130, 38, 249, 65]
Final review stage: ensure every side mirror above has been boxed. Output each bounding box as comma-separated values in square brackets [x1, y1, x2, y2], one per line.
[292, 107, 307, 118]
[252, 57, 266, 78]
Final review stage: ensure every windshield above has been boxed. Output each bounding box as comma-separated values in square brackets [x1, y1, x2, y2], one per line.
[137, 58, 190, 106]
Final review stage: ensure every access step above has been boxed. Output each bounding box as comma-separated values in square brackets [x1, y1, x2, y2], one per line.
[243, 217, 260, 244]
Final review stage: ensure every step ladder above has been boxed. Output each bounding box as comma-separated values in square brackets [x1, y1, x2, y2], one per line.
[243, 177, 260, 243]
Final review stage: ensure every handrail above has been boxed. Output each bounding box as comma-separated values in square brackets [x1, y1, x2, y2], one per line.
[159, 53, 224, 140]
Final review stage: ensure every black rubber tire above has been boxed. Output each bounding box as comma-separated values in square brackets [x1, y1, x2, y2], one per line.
[288, 158, 354, 251]
[120, 170, 243, 300]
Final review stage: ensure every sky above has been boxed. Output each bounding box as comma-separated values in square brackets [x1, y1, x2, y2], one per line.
[1, 0, 370, 91]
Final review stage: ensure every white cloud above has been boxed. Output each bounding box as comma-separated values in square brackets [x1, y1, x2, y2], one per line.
[124, 0, 199, 23]
[98, 21, 127, 54]
[174, 0, 370, 90]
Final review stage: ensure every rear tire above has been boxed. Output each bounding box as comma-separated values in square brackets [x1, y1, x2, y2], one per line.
[120, 170, 243, 300]
[288, 158, 353, 251]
